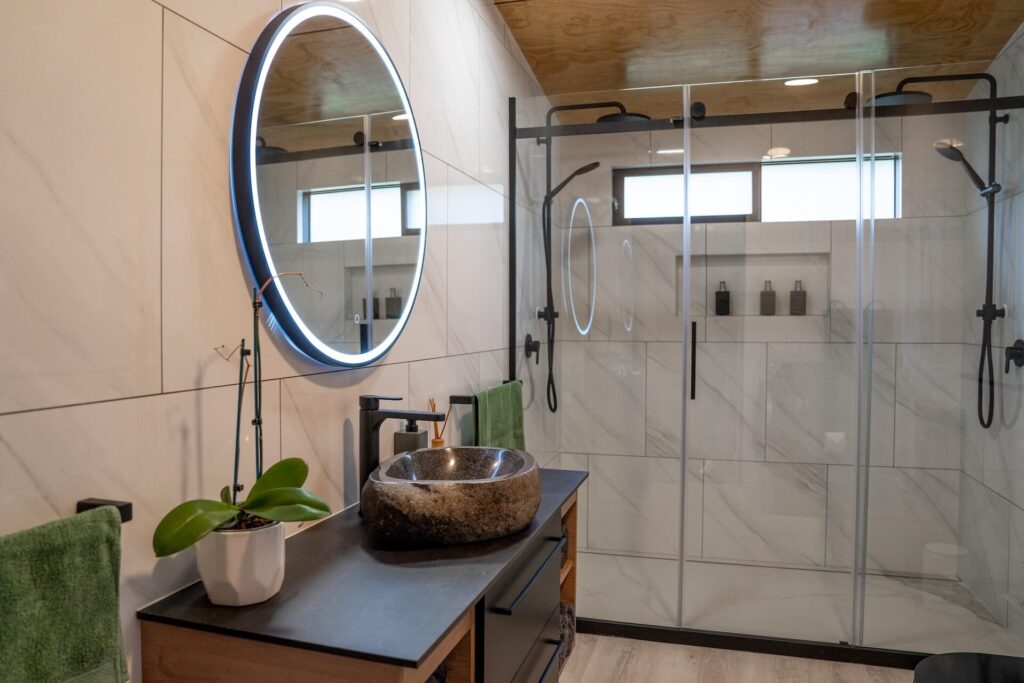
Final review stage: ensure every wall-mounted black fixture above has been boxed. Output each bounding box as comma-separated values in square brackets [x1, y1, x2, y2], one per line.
[358, 395, 444, 494]
[76, 498, 132, 524]
[449, 394, 480, 447]
[525, 334, 541, 364]
[1006, 340, 1024, 373]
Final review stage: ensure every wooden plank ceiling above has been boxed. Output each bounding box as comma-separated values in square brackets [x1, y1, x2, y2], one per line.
[495, 0, 1024, 120]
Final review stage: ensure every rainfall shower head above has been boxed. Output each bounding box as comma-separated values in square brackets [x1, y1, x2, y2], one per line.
[933, 139, 990, 193]
[596, 111, 651, 123]
[871, 90, 933, 106]
[548, 162, 601, 200]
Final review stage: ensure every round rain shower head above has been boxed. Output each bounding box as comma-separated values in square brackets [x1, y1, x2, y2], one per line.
[871, 90, 933, 106]
[933, 139, 965, 162]
[597, 111, 651, 123]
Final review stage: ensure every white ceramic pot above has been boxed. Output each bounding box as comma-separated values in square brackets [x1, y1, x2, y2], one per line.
[196, 521, 285, 606]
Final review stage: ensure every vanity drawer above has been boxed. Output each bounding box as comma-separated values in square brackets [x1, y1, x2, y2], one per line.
[511, 606, 563, 683]
[483, 513, 565, 683]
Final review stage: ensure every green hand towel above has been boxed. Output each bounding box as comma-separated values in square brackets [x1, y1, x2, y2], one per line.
[0, 507, 127, 682]
[476, 380, 526, 451]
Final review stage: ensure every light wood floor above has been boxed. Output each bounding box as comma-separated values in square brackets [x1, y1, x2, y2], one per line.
[560, 634, 914, 683]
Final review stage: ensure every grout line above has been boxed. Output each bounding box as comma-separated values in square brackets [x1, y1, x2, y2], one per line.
[149, 1, 252, 54]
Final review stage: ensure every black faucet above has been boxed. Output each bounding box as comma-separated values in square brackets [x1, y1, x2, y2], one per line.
[358, 395, 444, 492]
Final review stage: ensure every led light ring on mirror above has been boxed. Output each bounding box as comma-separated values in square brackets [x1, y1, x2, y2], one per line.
[619, 238, 635, 333]
[230, 1, 426, 367]
[561, 198, 597, 336]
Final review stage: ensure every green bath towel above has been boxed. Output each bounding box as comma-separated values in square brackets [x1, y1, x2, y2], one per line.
[0, 507, 127, 682]
[476, 380, 526, 451]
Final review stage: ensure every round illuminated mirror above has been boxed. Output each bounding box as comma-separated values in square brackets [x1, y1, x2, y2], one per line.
[231, 2, 426, 366]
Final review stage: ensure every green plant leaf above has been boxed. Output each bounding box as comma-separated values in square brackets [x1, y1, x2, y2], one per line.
[242, 457, 309, 505]
[240, 486, 331, 522]
[153, 500, 238, 557]
[219, 486, 231, 504]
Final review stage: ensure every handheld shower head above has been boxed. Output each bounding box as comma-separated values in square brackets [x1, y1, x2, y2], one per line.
[548, 162, 601, 200]
[933, 139, 989, 193]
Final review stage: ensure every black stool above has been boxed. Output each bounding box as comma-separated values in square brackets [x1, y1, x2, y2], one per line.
[915, 653, 1024, 682]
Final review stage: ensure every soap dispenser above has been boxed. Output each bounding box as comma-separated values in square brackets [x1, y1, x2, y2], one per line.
[715, 281, 731, 316]
[362, 292, 381, 320]
[385, 287, 403, 319]
[760, 280, 776, 316]
[790, 280, 807, 316]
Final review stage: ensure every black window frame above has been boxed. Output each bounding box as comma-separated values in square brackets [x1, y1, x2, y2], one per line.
[612, 162, 762, 226]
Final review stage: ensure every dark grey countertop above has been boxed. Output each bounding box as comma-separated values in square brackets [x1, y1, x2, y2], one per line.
[137, 468, 586, 668]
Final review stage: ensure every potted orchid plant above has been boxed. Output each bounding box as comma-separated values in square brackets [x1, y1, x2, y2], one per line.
[153, 276, 330, 606]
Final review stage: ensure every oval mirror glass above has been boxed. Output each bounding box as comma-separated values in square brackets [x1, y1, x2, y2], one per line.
[231, 2, 426, 366]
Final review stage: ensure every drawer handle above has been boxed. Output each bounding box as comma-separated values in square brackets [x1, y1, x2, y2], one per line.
[538, 637, 565, 683]
[492, 536, 567, 616]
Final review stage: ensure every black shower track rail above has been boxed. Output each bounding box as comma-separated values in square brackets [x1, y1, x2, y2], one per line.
[506, 93, 1024, 382]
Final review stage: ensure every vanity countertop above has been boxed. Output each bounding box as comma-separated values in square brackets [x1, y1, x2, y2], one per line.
[137, 468, 586, 669]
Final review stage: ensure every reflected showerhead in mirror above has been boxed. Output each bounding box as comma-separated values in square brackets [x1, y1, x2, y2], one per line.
[933, 139, 988, 193]
[597, 111, 651, 123]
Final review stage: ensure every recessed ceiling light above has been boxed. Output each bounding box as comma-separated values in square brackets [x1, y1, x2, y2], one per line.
[784, 78, 819, 87]
[656, 148, 685, 155]
[392, 113, 409, 121]
[763, 146, 791, 159]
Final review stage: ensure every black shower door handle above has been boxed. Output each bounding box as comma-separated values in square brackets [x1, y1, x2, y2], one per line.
[690, 321, 697, 400]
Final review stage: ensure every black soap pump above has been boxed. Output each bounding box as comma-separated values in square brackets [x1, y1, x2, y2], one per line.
[790, 280, 807, 316]
[385, 287, 403, 319]
[715, 281, 731, 316]
[760, 280, 776, 316]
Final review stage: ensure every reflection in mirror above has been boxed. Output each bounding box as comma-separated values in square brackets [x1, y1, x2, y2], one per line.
[236, 4, 425, 365]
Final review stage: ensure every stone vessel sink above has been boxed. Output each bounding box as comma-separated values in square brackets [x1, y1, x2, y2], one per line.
[361, 447, 541, 545]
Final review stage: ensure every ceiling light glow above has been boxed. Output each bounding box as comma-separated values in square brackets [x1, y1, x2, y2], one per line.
[784, 78, 819, 87]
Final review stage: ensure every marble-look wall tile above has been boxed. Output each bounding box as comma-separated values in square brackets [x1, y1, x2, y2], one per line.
[646, 342, 767, 461]
[156, 0, 280, 51]
[895, 343, 963, 469]
[280, 365, 407, 512]
[1009, 504, 1024, 607]
[408, 352, 481, 446]
[0, 0, 162, 412]
[705, 221, 831, 256]
[901, 113, 968, 219]
[766, 343, 896, 466]
[702, 460, 828, 566]
[576, 552, 679, 627]
[410, 0, 479, 177]
[958, 472, 1011, 622]
[831, 218, 966, 344]
[560, 341, 646, 456]
[515, 342, 559, 454]
[704, 315, 829, 343]
[446, 166, 507, 355]
[588, 454, 681, 557]
[826, 466, 959, 577]
[0, 382, 280, 682]
[654, 125, 770, 164]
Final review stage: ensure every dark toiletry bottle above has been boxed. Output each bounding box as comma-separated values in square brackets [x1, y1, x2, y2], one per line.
[760, 280, 776, 316]
[385, 287, 403, 319]
[715, 281, 731, 316]
[363, 293, 381, 320]
[790, 280, 807, 316]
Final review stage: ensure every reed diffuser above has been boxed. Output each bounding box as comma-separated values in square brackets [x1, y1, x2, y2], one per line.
[429, 398, 453, 448]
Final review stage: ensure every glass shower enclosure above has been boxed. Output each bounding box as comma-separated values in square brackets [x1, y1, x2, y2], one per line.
[509, 62, 1024, 658]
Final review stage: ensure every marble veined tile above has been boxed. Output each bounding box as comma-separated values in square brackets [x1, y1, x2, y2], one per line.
[588, 454, 681, 557]
[1009, 504, 1024, 606]
[958, 472, 1011, 623]
[0, 0, 162, 412]
[0, 382, 280, 681]
[766, 343, 896, 466]
[280, 364, 408, 512]
[702, 460, 827, 566]
[576, 552, 679, 627]
[831, 218, 966, 344]
[560, 341, 646, 456]
[826, 466, 959, 578]
[901, 113, 969, 219]
[895, 344, 963, 469]
[156, 0, 280, 51]
[646, 342, 767, 461]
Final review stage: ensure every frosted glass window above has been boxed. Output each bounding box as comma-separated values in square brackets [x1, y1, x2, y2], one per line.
[304, 184, 403, 242]
[761, 157, 898, 222]
[621, 170, 754, 221]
